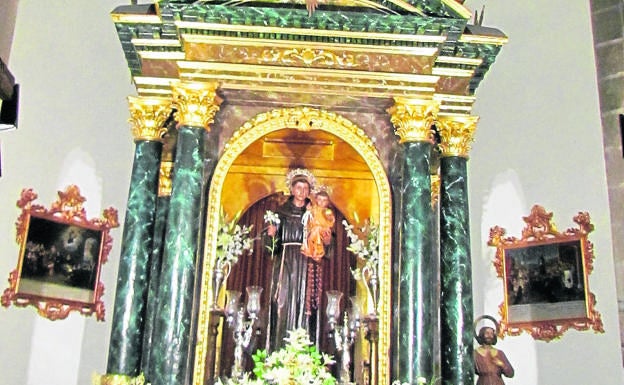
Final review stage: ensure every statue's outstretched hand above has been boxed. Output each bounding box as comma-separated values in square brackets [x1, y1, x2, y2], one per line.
[306, 0, 318, 16]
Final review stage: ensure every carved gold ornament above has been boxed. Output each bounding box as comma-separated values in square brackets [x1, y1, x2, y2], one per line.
[488, 204, 603, 341]
[127, 96, 172, 141]
[387, 97, 439, 143]
[158, 161, 174, 197]
[2, 186, 119, 321]
[171, 81, 222, 129]
[436, 114, 478, 157]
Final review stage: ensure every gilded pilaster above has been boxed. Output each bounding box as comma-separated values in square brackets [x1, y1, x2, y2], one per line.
[436, 114, 478, 385]
[107, 97, 171, 377]
[158, 161, 174, 197]
[388, 98, 439, 384]
[150, 82, 221, 385]
[431, 173, 440, 208]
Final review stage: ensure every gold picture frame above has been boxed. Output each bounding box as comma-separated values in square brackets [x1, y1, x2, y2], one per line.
[1, 185, 118, 321]
[487, 204, 604, 341]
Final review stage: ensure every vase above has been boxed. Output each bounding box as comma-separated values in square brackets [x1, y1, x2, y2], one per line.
[362, 266, 379, 315]
[212, 259, 232, 309]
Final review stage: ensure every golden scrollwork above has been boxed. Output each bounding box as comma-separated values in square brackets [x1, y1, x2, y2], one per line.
[127, 96, 172, 141]
[171, 81, 222, 130]
[92, 373, 146, 385]
[487, 204, 604, 341]
[436, 114, 479, 157]
[194, 106, 391, 385]
[158, 161, 174, 197]
[2, 186, 119, 322]
[387, 97, 439, 143]
[262, 47, 357, 68]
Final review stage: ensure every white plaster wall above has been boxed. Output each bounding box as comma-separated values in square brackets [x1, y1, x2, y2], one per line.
[470, 0, 624, 384]
[0, 1, 135, 384]
[0, 0, 18, 62]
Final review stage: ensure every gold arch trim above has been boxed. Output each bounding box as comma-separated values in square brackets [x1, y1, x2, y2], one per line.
[192, 107, 392, 385]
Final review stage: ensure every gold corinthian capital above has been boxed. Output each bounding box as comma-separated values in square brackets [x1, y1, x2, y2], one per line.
[171, 81, 222, 130]
[436, 114, 479, 158]
[387, 97, 440, 143]
[127, 96, 172, 141]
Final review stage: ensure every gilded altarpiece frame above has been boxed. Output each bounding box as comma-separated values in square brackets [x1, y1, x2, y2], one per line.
[193, 107, 393, 385]
[488, 205, 604, 341]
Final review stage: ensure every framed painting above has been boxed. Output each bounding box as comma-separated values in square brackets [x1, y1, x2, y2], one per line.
[1, 185, 118, 321]
[488, 204, 604, 341]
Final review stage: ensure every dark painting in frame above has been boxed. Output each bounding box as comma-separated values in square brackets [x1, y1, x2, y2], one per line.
[1, 185, 118, 321]
[488, 204, 604, 341]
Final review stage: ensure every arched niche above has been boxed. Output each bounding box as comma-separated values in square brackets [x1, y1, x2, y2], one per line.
[192, 107, 393, 385]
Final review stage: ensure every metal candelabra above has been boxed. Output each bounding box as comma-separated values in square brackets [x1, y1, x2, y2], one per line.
[225, 286, 263, 379]
[326, 290, 362, 385]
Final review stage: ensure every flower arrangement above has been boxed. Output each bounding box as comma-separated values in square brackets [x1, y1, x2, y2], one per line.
[263, 210, 280, 259]
[217, 328, 336, 385]
[342, 216, 379, 282]
[216, 208, 255, 270]
[342, 215, 380, 313]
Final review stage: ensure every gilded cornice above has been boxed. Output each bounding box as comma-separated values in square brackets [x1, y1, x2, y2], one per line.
[127, 96, 172, 141]
[436, 114, 479, 157]
[459, 33, 509, 46]
[158, 161, 174, 197]
[387, 97, 439, 143]
[111, 13, 161, 24]
[178, 61, 438, 96]
[171, 81, 222, 130]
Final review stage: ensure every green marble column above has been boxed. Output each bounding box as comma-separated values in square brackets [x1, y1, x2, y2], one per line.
[150, 81, 221, 385]
[106, 97, 171, 378]
[141, 162, 172, 379]
[388, 98, 438, 384]
[437, 115, 478, 385]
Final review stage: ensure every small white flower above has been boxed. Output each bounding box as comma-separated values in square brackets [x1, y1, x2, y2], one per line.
[264, 210, 280, 225]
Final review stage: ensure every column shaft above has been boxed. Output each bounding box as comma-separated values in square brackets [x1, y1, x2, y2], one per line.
[389, 98, 438, 384]
[437, 115, 478, 385]
[439, 156, 473, 385]
[107, 140, 163, 375]
[151, 126, 205, 385]
[142, 194, 170, 378]
[397, 141, 434, 383]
